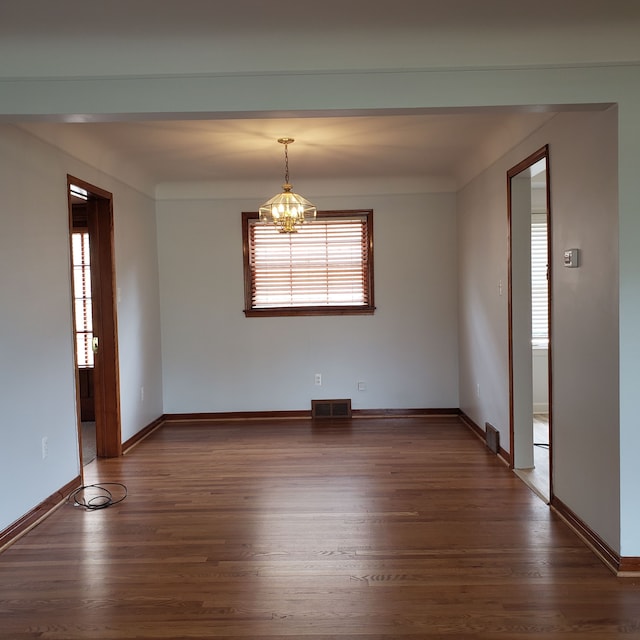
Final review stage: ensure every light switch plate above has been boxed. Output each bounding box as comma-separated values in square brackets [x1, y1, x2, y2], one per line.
[564, 248, 579, 268]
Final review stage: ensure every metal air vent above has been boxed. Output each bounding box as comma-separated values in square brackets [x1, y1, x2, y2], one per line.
[311, 399, 352, 419]
[485, 422, 500, 455]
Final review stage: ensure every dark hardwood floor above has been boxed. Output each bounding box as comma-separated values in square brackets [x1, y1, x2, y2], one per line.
[1, 417, 639, 639]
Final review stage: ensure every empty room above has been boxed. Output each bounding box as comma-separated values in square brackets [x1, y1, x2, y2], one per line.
[2, 1, 640, 637]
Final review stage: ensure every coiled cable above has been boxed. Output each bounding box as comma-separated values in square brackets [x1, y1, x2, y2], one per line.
[68, 482, 127, 510]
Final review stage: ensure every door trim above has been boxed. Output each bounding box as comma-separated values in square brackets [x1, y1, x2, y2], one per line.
[507, 146, 553, 498]
[68, 176, 122, 459]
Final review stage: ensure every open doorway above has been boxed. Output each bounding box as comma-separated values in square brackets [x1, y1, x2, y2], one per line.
[70, 191, 97, 463]
[68, 177, 122, 465]
[507, 146, 552, 502]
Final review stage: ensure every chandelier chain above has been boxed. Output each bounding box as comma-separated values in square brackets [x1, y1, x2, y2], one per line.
[283, 143, 290, 184]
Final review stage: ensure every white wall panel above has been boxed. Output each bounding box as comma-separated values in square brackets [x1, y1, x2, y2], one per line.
[457, 109, 620, 551]
[157, 192, 458, 413]
[0, 125, 164, 532]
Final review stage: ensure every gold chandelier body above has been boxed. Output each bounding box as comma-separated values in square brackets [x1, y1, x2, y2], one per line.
[259, 138, 316, 233]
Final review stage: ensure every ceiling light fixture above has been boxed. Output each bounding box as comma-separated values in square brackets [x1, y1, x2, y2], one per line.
[259, 138, 316, 233]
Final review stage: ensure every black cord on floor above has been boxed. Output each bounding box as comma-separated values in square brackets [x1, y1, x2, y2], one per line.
[534, 442, 549, 449]
[68, 483, 127, 510]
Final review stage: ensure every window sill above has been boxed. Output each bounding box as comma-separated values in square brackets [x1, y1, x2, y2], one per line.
[244, 306, 376, 318]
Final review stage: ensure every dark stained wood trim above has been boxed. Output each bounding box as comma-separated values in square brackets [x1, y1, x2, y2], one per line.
[507, 164, 514, 469]
[91, 196, 122, 457]
[241, 211, 252, 312]
[353, 408, 459, 418]
[545, 149, 554, 500]
[164, 410, 310, 423]
[506, 145, 550, 475]
[618, 557, 640, 575]
[550, 495, 621, 575]
[242, 209, 375, 317]
[459, 411, 510, 464]
[68, 175, 122, 459]
[163, 408, 461, 423]
[0, 475, 82, 552]
[122, 416, 166, 454]
[459, 411, 484, 439]
[67, 176, 113, 200]
[244, 306, 376, 317]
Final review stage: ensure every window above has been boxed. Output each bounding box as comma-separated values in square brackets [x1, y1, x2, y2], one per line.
[71, 230, 94, 367]
[531, 213, 548, 347]
[242, 209, 375, 316]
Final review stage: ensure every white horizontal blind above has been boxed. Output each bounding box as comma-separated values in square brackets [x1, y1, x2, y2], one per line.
[249, 217, 369, 308]
[71, 231, 94, 367]
[531, 214, 548, 346]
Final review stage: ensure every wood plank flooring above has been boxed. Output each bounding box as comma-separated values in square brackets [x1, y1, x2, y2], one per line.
[514, 415, 550, 503]
[1, 417, 639, 639]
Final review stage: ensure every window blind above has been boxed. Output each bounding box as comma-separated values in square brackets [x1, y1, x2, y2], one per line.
[71, 231, 94, 367]
[531, 214, 548, 345]
[248, 216, 370, 309]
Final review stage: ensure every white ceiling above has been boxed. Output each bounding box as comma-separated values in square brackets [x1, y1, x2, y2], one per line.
[21, 110, 559, 191]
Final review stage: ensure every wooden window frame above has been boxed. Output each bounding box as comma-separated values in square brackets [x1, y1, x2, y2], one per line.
[242, 209, 375, 317]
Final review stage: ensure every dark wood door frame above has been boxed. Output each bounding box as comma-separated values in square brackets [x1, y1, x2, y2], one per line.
[507, 145, 553, 495]
[68, 176, 122, 459]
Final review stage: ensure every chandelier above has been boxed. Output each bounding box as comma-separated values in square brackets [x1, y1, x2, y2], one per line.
[259, 138, 316, 233]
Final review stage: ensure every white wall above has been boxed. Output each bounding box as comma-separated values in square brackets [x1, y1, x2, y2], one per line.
[65, 152, 164, 445]
[157, 190, 458, 413]
[532, 350, 549, 414]
[457, 109, 620, 551]
[549, 109, 620, 552]
[0, 125, 163, 532]
[2, 1, 639, 78]
[618, 96, 640, 558]
[457, 159, 511, 444]
[0, 126, 79, 530]
[110, 186, 164, 442]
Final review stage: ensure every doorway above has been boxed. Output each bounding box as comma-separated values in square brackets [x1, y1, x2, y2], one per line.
[68, 176, 122, 464]
[507, 146, 552, 502]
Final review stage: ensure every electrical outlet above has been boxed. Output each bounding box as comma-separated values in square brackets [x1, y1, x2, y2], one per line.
[476, 383, 480, 398]
[314, 373, 322, 386]
[41, 437, 48, 460]
[357, 381, 366, 391]
[140, 386, 145, 403]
